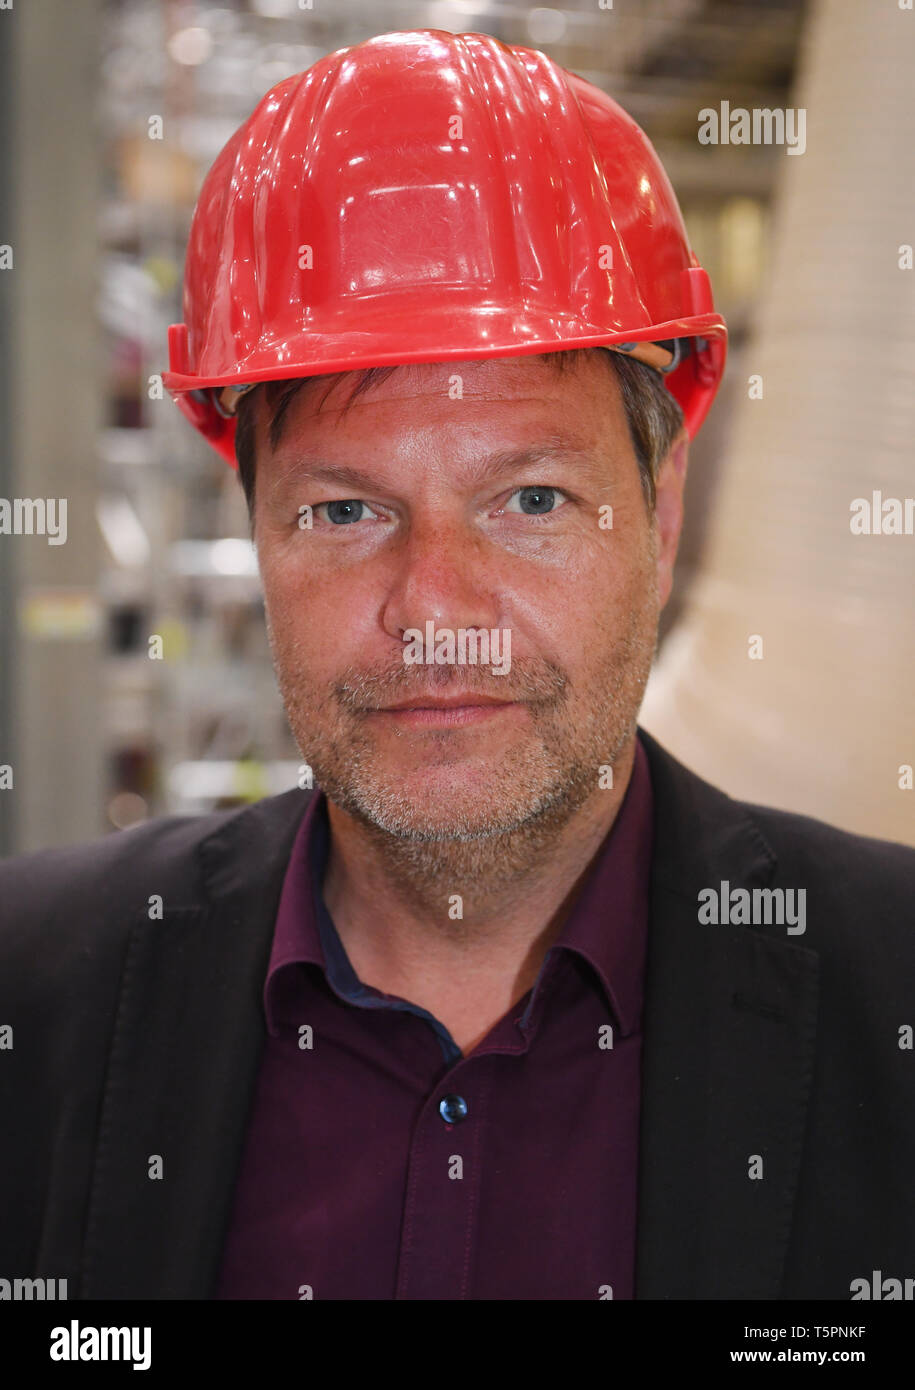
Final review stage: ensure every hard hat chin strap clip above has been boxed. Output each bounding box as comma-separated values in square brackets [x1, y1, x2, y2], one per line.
[610, 338, 682, 373]
[213, 383, 257, 418]
[657, 338, 683, 374]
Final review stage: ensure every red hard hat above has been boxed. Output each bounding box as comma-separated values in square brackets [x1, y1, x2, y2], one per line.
[163, 29, 727, 469]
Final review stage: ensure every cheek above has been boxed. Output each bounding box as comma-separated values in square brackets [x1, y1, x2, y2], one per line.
[505, 524, 646, 653]
[259, 546, 380, 662]
[258, 549, 315, 648]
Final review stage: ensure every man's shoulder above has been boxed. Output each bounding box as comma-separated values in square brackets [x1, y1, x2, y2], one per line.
[642, 725, 914, 866]
[0, 787, 312, 1050]
[0, 805, 224, 910]
[741, 793, 915, 884]
[0, 787, 310, 946]
[739, 796, 914, 959]
[639, 726, 915, 942]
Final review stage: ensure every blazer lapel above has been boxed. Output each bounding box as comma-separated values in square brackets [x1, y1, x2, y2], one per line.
[634, 729, 820, 1298]
[79, 787, 313, 1299]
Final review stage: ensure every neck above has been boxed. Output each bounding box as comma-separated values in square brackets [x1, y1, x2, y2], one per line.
[321, 733, 638, 997]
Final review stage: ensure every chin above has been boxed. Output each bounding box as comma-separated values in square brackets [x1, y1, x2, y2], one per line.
[340, 761, 571, 844]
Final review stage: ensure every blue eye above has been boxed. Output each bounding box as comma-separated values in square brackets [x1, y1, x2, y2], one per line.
[504, 486, 565, 515]
[316, 499, 379, 525]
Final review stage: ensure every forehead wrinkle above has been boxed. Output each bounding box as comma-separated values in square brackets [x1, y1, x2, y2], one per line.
[266, 349, 618, 453]
[265, 433, 609, 502]
[461, 436, 608, 489]
[274, 373, 596, 441]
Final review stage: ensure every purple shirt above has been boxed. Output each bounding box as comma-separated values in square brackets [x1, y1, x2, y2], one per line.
[215, 734, 654, 1300]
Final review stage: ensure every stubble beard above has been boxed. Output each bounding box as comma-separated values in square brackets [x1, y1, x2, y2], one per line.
[266, 542, 659, 894]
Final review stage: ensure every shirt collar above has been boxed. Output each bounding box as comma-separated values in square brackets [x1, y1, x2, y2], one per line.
[264, 732, 654, 1039]
[542, 733, 653, 1036]
[263, 788, 327, 1038]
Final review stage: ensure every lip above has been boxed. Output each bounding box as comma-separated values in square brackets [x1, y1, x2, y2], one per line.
[379, 694, 514, 711]
[369, 696, 521, 727]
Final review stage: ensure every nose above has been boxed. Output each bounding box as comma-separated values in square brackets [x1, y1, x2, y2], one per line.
[380, 509, 503, 646]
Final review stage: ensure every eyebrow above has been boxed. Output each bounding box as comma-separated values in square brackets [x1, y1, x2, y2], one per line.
[265, 436, 606, 499]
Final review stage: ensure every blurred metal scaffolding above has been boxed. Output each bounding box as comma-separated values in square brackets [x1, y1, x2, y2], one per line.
[3, 0, 106, 852]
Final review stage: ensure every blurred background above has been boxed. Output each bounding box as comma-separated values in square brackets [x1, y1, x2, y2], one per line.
[1, 0, 912, 855]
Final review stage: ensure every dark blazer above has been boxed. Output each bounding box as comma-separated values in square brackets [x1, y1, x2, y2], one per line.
[1, 728, 913, 1300]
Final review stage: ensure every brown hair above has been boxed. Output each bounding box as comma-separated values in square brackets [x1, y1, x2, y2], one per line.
[233, 348, 683, 527]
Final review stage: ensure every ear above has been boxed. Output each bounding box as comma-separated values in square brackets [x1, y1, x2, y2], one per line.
[652, 427, 689, 610]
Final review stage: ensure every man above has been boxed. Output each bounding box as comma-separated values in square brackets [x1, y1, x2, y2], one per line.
[1, 31, 913, 1302]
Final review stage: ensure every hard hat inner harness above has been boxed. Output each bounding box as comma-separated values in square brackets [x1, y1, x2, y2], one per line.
[206, 339, 698, 420]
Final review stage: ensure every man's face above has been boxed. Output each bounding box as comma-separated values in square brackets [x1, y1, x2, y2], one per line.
[253, 353, 680, 843]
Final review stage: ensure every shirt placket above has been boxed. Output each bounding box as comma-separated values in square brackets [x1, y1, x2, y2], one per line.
[394, 1056, 494, 1300]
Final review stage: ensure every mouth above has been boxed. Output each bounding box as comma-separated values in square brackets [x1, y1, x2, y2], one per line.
[369, 694, 522, 727]
[381, 693, 513, 710]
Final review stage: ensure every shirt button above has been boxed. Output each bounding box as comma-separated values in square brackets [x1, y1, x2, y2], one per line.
[439, 1094, 468, 1124]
